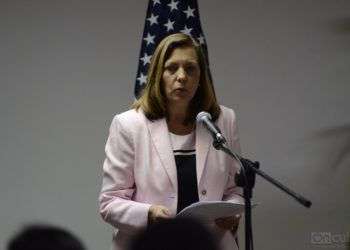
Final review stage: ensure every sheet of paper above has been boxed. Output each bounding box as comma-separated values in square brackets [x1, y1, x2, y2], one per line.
[176, 201, 246, 223]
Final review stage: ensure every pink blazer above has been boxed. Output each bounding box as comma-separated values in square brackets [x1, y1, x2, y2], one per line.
[99, 105, 244, 250]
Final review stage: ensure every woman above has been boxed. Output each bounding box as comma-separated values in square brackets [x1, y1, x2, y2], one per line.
[99, 33, 243, 250]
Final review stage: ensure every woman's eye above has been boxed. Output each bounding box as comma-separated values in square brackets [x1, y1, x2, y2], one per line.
[186, 66, 195, 73]
[166, 65, 177, 73]
[186, 65, 198, 75]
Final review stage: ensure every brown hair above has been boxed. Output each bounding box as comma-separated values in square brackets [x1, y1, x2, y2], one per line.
[132, 33, 220, 124]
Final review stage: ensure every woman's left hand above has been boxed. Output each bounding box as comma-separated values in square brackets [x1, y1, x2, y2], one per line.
[215, 214, 241, 233]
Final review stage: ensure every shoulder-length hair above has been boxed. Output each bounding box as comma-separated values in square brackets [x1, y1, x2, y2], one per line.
[132, 33, 220, 123]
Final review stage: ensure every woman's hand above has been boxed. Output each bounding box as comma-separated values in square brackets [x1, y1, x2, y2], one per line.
[148, 205, 172, 225]
[215, 214, 241, 233]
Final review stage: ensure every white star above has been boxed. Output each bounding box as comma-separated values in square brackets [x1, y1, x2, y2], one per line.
[180, 25, 193, 36]
[137, 72, 147, 85]
[143, 32, 155, 46]
[167, 0, 179, 12]
[183, 6, 195, 18]
[164, 19, 175, 32]
[147, 13, 159, 26]
[140, 53, 152, 66]
[198, 34, 205, 44]
[152, 0, 161, 6]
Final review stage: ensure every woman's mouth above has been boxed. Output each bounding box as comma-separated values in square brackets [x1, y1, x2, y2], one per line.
[174, 88, 186, 92]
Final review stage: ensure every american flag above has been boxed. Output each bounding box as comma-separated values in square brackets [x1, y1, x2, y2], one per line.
[134, 0, 212, 98]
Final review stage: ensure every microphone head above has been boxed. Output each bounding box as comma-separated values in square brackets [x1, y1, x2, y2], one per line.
[196, 111, 212, 123]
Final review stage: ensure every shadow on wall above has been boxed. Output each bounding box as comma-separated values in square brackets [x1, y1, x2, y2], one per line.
[310, 124, 350, 171]
[330, 17, 350, 34]
[289, 123, 350, 191]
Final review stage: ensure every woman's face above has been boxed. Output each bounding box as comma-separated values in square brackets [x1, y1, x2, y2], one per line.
[162, 46, 200, 107]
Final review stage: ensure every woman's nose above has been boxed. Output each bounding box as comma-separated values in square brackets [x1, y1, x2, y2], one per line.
[176, 67, 187, 82]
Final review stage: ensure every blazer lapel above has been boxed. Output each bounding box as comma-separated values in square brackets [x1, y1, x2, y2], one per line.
[146, 118, 178, 192]
[195, 122, 212, 186]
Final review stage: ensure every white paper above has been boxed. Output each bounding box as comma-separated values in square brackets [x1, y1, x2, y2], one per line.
[176, 201, 246, 223]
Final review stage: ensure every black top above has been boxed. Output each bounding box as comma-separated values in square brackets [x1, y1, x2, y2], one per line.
[169, 132, 199, 214]
[174, 150, 199, 214]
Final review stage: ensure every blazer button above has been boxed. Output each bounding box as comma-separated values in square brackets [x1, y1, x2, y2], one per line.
[201, 190, 207, 195]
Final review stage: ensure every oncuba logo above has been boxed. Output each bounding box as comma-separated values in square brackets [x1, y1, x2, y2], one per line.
[311, 232, 349, 246]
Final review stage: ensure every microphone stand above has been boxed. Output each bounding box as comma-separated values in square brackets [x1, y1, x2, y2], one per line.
[212, 139, 312, 250]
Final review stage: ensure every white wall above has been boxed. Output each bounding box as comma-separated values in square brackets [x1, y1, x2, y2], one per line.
[1, 1, 349, 249]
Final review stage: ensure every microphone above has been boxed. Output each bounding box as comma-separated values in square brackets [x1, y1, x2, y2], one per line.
[196, 111, 226, 144]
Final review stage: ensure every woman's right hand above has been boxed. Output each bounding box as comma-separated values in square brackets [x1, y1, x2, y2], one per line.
[148, 205, 172, 225]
